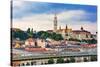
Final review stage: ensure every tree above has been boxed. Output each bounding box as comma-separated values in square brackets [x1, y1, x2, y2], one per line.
[48, 58, 54, 64]
[91, 39, 97, 44]
[69, 38, 81, 42]
[82, 39, 97, 44]
[26, 62, 30, 66]
[29, 28, 33, 37]
[30, 28, 33, 35]
[50, 33, 63, 41]
[13, 30, 28, 40]
[27, 28, 30, 34]
[57, 58, 64, 63]
[26, 28, 34, 37]
[54, 34, 63, 41]
[70, 57, 75, 63]
[37, 31, 63, 40]
[91, 56, 97, 61]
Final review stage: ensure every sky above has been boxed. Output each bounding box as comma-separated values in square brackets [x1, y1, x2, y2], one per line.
[12, 0, 97, 34]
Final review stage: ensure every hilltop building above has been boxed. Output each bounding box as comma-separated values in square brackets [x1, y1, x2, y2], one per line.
[52, 14, 92, 40]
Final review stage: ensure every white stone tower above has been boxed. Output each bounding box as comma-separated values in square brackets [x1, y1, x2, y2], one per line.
[54, 13, 57, 32]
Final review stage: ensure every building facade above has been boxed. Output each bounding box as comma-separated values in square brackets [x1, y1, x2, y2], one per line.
[53, 14, 92, 40]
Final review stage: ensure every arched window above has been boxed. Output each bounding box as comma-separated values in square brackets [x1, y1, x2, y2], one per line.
[26, 62, 30, 66]
[35, 41, 38, 47]
[84, 57, 88, 62]
[31, 62, 34, 65]
[86, 34, 88, 38]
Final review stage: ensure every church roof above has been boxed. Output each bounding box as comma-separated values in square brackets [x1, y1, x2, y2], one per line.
[72, 30, 90, 33]
[47, 30, 53, 32]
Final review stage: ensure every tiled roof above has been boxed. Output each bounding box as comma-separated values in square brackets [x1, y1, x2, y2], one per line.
[72, 30, 90, 33]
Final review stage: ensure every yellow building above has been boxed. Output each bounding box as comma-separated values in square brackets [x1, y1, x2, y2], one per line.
[72, 27, 91, 40]
[57, 25, 72, 39]
[53, 14, 91, 40]
[14, 42, 21, 48]
[57, 26, 91, 40]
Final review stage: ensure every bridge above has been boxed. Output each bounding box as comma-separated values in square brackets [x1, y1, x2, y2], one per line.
[11, 48, 97, 66]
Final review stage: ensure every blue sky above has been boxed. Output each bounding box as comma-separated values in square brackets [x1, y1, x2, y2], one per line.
[12, 1, 97, 22]
[12, 0, 97, 34]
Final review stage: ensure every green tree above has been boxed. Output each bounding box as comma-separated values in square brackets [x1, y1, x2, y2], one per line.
[29, 28, 33, 37]
[48, 58, 54, 64]
[13, 30, 28, 40]
[91, 56, 97, 61]
[37, 31, 63, 40]
[57, 58, 64, 63]
[30, 28, 33, 34]
[26, 62, 30, 66]
[91, 39, 97, 44]
[55, 34, 63, 40]
[27, 28, 30, 34]
[26, 28, 34, 37]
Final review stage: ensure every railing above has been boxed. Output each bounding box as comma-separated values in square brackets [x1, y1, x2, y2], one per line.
[13, 51, 97, 61]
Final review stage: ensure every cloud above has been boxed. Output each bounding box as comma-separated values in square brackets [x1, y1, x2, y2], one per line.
[12, 0, 53, 18]
[13, 10, 97, 34]
[58, 10, 96, 23]
[12, 0, 97, 23]
[13, 0, 24, 7]
[13, 13, 54, 31]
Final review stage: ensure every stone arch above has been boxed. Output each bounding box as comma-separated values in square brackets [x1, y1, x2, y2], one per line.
[26, 62, 30, 66]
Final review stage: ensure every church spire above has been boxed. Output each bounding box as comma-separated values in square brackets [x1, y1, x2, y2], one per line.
[54, 13, 57, 32]
[66, 24, 68, 29]
[81, 26, 84, 31]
